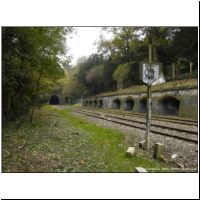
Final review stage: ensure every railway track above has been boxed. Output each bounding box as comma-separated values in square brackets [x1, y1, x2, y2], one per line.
[72, 108, 198, 144]
[78, 108, 197, 134]
[81, 107, 198, 126]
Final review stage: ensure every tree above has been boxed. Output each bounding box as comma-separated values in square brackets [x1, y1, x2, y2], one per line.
[172, 27, 198, 67]
[112, 63, 132, 89]
[71, 27, 198, 98]
[76, 54, 106, 95]
[56, 69, 86, 99]
[97, 27, 139, 64]
[86, 65, 104, 94]
[2, 27, 73, 124]
[139, 27, 177, 62]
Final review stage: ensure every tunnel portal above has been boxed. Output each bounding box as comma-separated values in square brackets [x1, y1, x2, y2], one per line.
[49, 95, 59, 105]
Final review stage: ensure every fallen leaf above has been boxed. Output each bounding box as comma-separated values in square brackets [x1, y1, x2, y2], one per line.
[80, 160, 85, 164]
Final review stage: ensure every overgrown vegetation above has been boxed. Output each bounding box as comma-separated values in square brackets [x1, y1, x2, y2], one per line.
[2, 27, 198, 124]
[93, 78, 198, 97]
[113, 63, 132, 89]
[2, 105, 171, 172]
[2, 27, 73, 124]
[73, 27, 198, 96]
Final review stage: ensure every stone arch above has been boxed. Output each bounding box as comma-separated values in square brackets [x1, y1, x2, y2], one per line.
[138, 98, 147, 113]
[93, 99, 97, 107]
[124, 97, 134, 111]
[158, 96, 180, 115]
[89, 100, 92, 107]
[49, 95, 59, 105]
[98, 99, 103, 108]
[112, 98, 121, 109]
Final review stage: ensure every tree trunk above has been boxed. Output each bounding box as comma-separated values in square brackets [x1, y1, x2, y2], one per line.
[29, 67, 44, 123]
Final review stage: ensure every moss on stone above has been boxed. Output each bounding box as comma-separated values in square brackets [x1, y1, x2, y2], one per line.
[92, 78, 197, 97]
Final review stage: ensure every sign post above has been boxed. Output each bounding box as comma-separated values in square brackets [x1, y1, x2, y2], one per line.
[139, 45, 165, 149]
[146, 44, 152, 149]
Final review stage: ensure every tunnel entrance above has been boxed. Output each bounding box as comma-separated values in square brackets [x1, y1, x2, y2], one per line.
[49, 95, 59, 105]
[124, 98, 134, 111]
[158, 97, 180, 115]
[98, 100, 103, 108]
[138, 98, 147, 113]
[112, 99, 121, 109]
[93, 100, 97, 107]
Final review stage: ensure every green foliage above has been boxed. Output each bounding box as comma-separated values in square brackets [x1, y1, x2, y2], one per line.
[76, 54, 108, 95]
[172, 27, 198, 65]
[85, 65, 105, 94]
[95, 78, 197, 97]
[56, 69, 87, 98]
[113, 63, 132, 82]
[74, 27, 197, 96]
[98, 27, 138, 63]
[2, 27, 73, 124]
[86, 65, 104, 83]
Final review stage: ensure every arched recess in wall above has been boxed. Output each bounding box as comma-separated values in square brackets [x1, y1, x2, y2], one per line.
[112, 98, 121, 109]
[93, 100, 97, 107]
[89, 100, 92, 107]
[85, 100, 88, 107]
[98, 99, 103, 108]
[158, 96, 180, 115]
[124, 97, 134, 111]
[138, 98, 147, 113]
[49, 95, 59, 105]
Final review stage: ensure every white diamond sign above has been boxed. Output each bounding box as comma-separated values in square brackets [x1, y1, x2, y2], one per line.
[152, 73, 165, 85]
[139, 62, 165, 85]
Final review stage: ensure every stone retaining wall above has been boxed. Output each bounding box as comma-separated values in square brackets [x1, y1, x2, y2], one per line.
[83, 88, 198, 120]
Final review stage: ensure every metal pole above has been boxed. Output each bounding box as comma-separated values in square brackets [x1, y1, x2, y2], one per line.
[145, 44, 152, 149]
[146, 85, 151, 149]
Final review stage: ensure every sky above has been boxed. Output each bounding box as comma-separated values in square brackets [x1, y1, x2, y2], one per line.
[66, 27, 113, 66]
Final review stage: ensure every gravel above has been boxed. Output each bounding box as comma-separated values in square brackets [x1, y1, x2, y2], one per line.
[74, 111, 198, 171]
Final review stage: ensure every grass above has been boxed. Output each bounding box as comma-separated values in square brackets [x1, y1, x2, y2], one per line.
[92, 78, 198, 97]
[2, 105, 172, 172]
